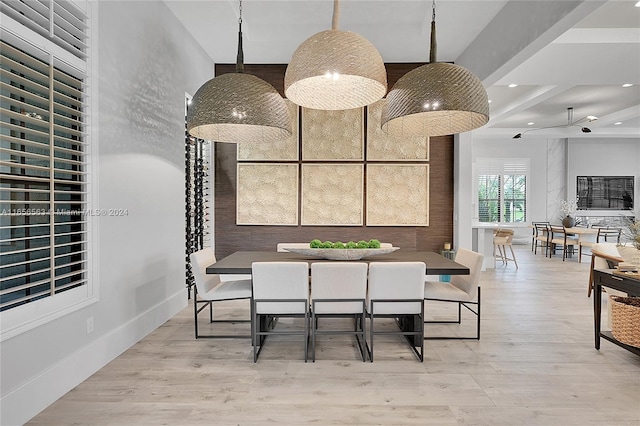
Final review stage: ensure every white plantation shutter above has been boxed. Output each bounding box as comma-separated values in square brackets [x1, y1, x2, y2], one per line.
[0, 0, 88, 59]
[1, 0, 89, 313]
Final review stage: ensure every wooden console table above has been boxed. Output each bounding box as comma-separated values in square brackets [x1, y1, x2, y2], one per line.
[593, 269, 640, 356]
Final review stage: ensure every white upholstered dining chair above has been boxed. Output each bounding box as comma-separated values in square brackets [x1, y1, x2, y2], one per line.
[310, 262, 368, 362]
[251, 261, 310, 362]
[367, 262, 425, 362]
[190, 247, 252, 339]
[423, 248, 484, 340]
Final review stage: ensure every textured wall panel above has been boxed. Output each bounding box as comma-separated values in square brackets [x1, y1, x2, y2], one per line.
[214, 64, 453, 259]
[236, 163, 299, 225]
[301, 164, 364, 226]
[367, 99, 430, 161]
[302, 108, 363, 160]
[367, 164, 429, 226]
[237, 100, 299, 160]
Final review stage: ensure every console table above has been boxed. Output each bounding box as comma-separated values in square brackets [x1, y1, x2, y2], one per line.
[593, 269, 640, 356]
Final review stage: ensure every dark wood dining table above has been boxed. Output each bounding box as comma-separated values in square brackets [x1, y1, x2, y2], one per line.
[206, 250, 470, 276]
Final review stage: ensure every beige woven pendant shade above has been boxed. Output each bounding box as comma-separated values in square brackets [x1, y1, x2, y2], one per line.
[285, 29, 387, 110]
[285, 0, 387, 110]
[382, 1, 489, 137]
[187, 73, 291, 143]
[381, 62, 489, 137]
[187, 0, 291, 143]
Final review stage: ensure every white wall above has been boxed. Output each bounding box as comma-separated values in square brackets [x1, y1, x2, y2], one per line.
[0, 2, 214, 425]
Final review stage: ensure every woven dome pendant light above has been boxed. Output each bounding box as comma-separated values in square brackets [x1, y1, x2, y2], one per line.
[381, 0, 489, 137]
[284, 0, 387, 110]
[187, 0, 291, 143]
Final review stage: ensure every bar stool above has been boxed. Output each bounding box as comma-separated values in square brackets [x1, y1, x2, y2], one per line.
[493, 228, 518, 269]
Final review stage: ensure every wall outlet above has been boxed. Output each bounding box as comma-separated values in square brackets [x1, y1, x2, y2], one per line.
[86, 316, 94, 334]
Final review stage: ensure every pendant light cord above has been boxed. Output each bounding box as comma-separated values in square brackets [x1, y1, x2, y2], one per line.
[332, 0, 340, 30]
[429, 0, 437, 63]
[236, 0, 244, 73]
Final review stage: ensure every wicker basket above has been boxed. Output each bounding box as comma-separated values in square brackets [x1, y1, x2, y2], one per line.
[610, 296, 640, 348]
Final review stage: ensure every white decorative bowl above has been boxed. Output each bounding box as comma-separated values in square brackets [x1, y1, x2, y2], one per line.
[284, 247, 399, 260]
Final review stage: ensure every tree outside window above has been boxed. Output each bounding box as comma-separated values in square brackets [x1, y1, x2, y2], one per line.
[478, 174, 526, 223]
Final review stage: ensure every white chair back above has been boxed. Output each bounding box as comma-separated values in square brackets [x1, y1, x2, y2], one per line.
[190, 247, 221, 295]
[367, 262, 425, 315]
[252, 262, 309, 314]
[311, 262, 368, 314]
[450, 248, 484, 300]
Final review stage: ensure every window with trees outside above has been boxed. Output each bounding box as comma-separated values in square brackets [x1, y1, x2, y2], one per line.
[476, 159, 528, 223]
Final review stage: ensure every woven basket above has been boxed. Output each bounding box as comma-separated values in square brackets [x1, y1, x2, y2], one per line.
[610, 296, 640, 348]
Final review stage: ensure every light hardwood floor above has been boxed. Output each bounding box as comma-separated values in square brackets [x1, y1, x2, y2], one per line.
[28, 246, 640, 425]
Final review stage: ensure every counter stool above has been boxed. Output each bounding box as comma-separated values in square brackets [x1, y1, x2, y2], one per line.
[493, 228, 518, 269]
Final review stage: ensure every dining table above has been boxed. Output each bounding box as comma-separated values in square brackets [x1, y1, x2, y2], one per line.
[206, 250, 470, 276]
[207, 250, 470, 348]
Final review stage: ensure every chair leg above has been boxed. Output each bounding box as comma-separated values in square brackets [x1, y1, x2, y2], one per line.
[476, 287, 481, 340]
[194, 296, 201, 339]
[253, 303, 258, 362]
[509, 245, 518, 269]
[304, 311, 309, 363]
[311, 310, 316, 363]
[369, 314, 374, 362]
[359, 312, 367, 362]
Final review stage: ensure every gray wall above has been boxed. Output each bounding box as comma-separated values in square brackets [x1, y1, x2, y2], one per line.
[0, 2, 213, 424]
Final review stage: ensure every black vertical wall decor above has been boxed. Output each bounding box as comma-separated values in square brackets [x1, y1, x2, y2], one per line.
[185, 120, 210, 298]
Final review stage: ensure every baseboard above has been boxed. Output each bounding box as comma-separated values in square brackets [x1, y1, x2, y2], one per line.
[0, 290, 187, 426]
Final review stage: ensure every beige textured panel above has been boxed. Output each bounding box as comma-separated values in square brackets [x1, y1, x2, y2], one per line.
[301, 108, 363, 160]
[367, 99, 430, 161]
[301, 164, 363, 226]
[237, 100, 299, 160]
[367, 164, 429, 226]
[236, 164, 298, 225]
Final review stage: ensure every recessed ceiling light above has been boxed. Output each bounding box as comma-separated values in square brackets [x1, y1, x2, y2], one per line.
[622, 83, 633, 87]
[488, 100, 492, 103]
[635, 1, 640, 7]
[527, 122, 534, 126]
[614, 122, 622, 125]
[508, 84, 518, 88]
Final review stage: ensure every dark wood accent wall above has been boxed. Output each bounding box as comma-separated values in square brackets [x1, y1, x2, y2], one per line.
[214, 63, 454, 259]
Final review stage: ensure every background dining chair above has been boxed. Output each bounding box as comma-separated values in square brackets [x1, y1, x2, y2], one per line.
[548, 225, 579, 261]
[424, 248, 484, 340]
[366, 262, 425, 362]
[251, 261, 310, 362]
[597, 227, 622, 244]
[532, 222, 550, 255]
[493, 228, 518, 269]
[190, 247, 252, 339]
[310, 262, 368, 362]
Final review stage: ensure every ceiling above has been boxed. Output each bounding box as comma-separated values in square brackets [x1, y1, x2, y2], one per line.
[166, 0, 640, 140]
